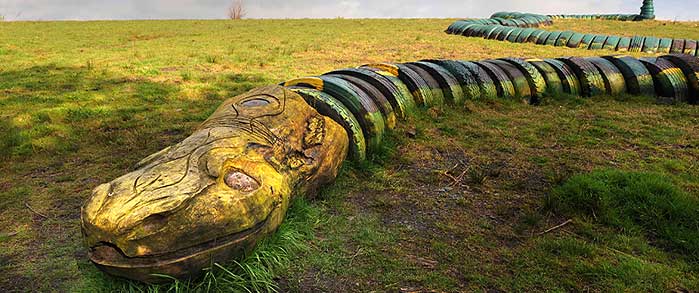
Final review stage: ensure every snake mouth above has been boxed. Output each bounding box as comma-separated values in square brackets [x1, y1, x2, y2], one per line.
[87, 210, 274, 282]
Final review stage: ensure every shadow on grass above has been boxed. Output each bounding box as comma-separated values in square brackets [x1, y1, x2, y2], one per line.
[0, 65, 271, 159]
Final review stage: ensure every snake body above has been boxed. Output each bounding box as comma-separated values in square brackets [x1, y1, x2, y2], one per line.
[82, 0, 699, 282]
[446, 1, 698, 56]
[284, 54, 698, 161]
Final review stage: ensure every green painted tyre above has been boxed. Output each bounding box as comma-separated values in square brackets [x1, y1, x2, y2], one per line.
[325, 73, 397, 130]
[535, 31, 551, 45]
[617, 37, 632, 52]
[660, 54, 699, 103]
[586, 57, 627, 96]
[579, 34, 596, 49]
[401, 63, 448, 105]
[290, 87, 367, 161]
[328, 68, 417, 118]
[640, 57, 689, 103]
[556, 31, 574, 47]
[629, 36, 645, 52]
[475, 61, 517, 99]
[602, 55, 655, 97]
[487, 59, 533, 103]
[545, 31, 563, 46]
[487, 26, 508, 40]
[497, 27, 516, 41]
[567, 33, 585, 48]
[527, 59, 564, 97]
[424, 59, 482, 100]
[506, 28, 524, 43]
[527, 30, 547, 43]
[483, 26, 501, 39]
[457, 61, 499, 100]
[657, 38, 673, 54]
[642, 37, 660, 53]
[557, 57, 606, 97]
[589, 35, 608, 50]
[284, 76, 385, 152]
[543, 58, 581, 96]
[400, 63, 446, 105]
[362, 63, 435, 107]
[603, 36, 621, 51]
[409, 61, 465, 105]
[516, 28, 536, 43]
[500, 58, 548, 104]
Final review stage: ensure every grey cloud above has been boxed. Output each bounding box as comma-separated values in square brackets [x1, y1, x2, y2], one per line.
[0, 0, 694, 21]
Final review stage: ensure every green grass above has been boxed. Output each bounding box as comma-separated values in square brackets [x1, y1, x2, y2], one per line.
[547, 169, 699, 257]
[1, 18, 698, 292]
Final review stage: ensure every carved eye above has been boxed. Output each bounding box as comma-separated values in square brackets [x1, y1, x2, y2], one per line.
[224, 170, 260, 192]
[241, 98, 271, 107]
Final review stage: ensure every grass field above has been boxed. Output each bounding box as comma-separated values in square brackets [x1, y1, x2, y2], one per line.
[1, 18, 699, 292]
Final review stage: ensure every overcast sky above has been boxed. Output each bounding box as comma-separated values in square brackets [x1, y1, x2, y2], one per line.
[0, 0, 695, 21]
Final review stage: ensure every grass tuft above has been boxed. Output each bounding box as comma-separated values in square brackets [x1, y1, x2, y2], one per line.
[546, 169, 699, 257]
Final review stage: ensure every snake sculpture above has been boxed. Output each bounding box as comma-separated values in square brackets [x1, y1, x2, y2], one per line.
[447, 0, 698, 56]
[81, 1, 699, 284]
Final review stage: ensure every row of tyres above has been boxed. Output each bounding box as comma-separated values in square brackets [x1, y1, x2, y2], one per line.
[549, 14, 644, 21]
[283, 54, 699, 161]
[449, 21, 699, 56]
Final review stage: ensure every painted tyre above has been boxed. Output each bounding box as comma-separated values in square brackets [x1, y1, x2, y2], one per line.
[543, 58, 581, 96]
[362, 63, 436, 107]
[487, 26, 508, 40]
[657, 38, 673, 54]
[424, 59, 482, 100]
[640, 57, 689, 103]
[328, 68, 417, 118]
[602, 55, 655, 97]
[556, 31, 574, 47]
[325, 73, 397, 129]
[545, 31, 563, 46]
[684, 40, 697, 56]
[483, 26, 501, 39]
[617, 37, 632, 52]
[500, 58, 548, 103]
[457, 61, 500, 100]
[289, 87, 367, 161]
[408, 61, 465, 105]
[475, 61, 517, 99]
[486, 59, 533, 103]
[642, 37, 660, 53]
[603, 36, 621, 51]
[527, 59, 565, 97]
[557, 57, 606, 97]
[589, 35, 608, 50]
[660, 54, 699, 103]
[515, 28, 536, 43]
[527, 30, 547, 43]
[586, 57, 627, 96]
[284, 76, 385, 152]
[629, 36, 645, 52]
[670, 39, 685, 54]
[506, 28, 524, 43]
[400, 63, 448, 105]
[497, 27, 516, 41]
[536, 31, 551, 45]
[579, 34, 596, 49]
[567, 33, 585, 48]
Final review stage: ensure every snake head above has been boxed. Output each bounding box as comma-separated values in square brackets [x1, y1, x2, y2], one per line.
[80, 86, 348, 282]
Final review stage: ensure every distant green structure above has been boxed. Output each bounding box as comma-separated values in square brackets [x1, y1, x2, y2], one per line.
[641, 0, 656, 20]
[446, 0, 699, 56]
